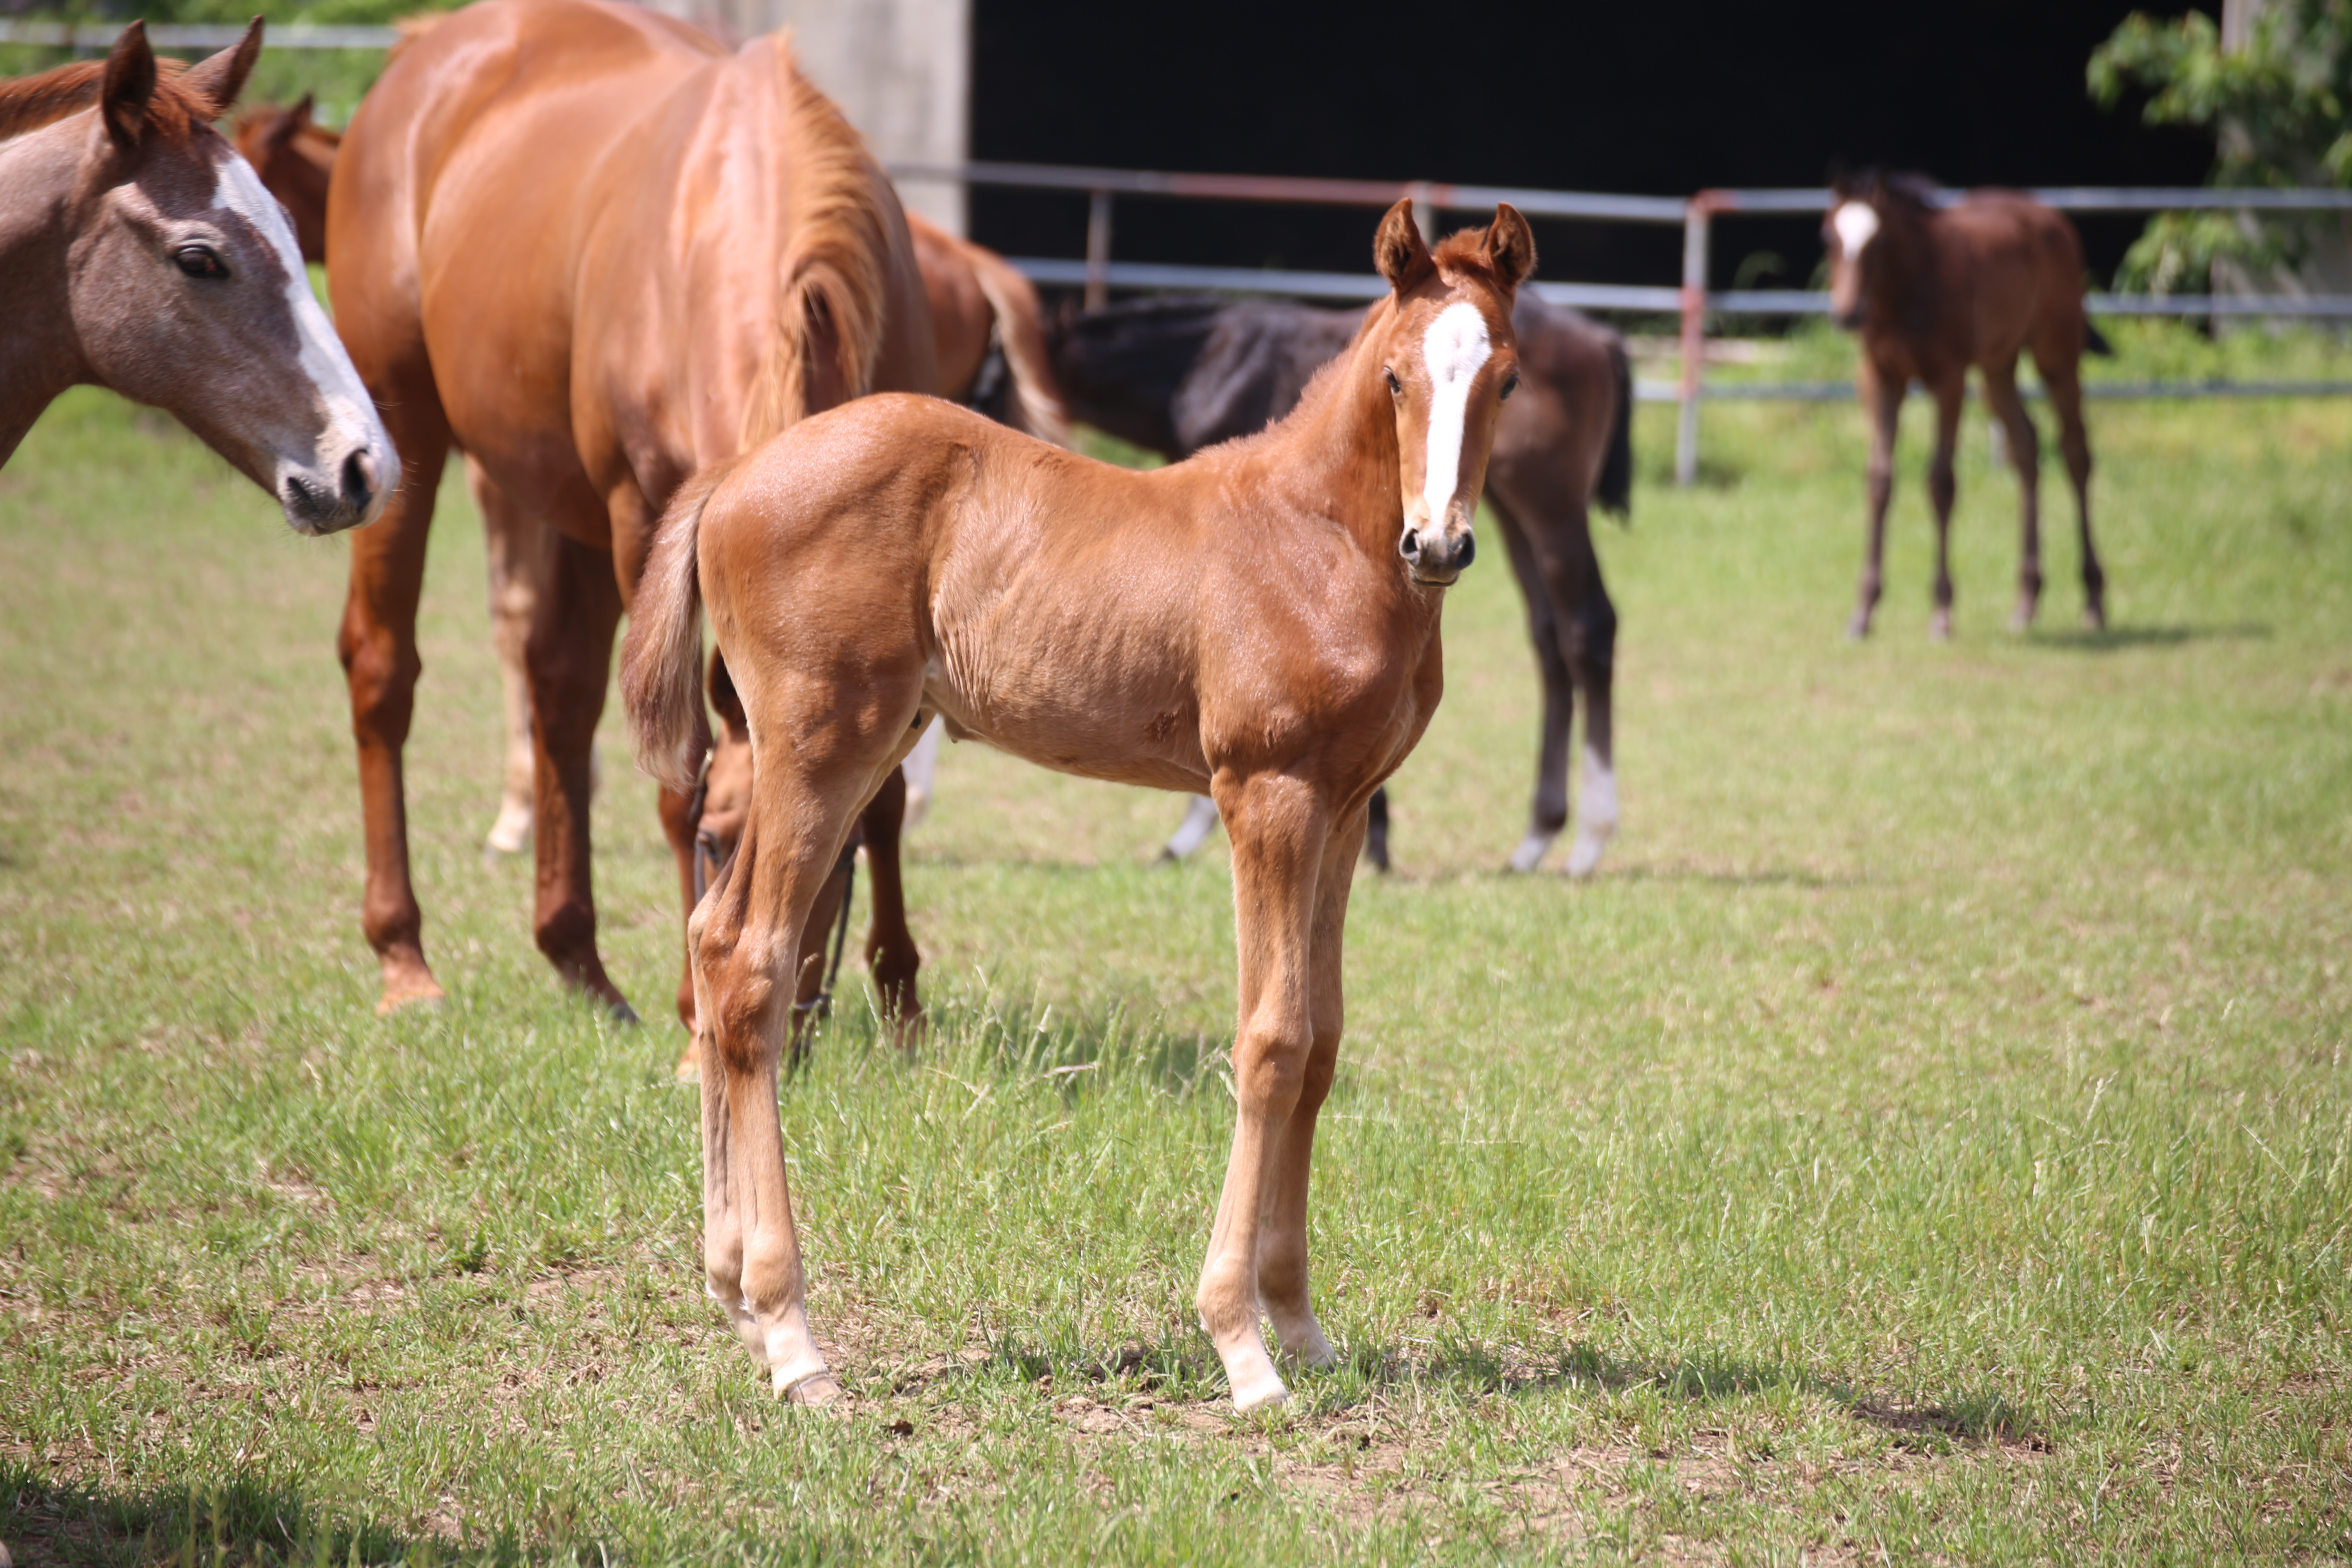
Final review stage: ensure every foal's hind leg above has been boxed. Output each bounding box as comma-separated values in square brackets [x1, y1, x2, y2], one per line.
[1198, 768, 1328, 1411]
[1254, 797, 1367, 1376]
[2040, 359, 2105, 629]
[1981, 359, 2044, 630]
[695, 692, 920, 1399]
[1924, 373, 1966, 641]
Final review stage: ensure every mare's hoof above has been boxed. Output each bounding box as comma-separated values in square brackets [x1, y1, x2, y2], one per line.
[1928, 610, 1954, 642]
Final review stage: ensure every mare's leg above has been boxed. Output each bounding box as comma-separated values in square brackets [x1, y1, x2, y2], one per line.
[1980, 359, 2044, 631]
[1490, 497, 1574, 874]
[2041, 358, 2105, 629]
[856, 765, 924, 1043]
[1924, 374, 1966, 641]
[694, 668, 923, 1400]
[339, 406, 452, 1014]
[1160, 795, 1221, 862]
[1197, 768, 1327, 1411]
[1253, 798, 1368, 1372]
[1849, 361, 1904, 639]
[474, 459, 545, 857]
[524, 530, 633, 1018]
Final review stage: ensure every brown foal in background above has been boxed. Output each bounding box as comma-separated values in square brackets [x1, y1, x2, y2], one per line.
[0, 22, 393, 532]
[325, 0, 943, 1027]
[624, 201, 1535, 1410]
[1826, 170, 2108, 639]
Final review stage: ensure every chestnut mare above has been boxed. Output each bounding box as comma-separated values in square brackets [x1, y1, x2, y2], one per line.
[1825, 170, 2108, 639]
[0, 23, 394, 535]
[1052, 290, 1630, 876]
[236, 94, 1060, 863]
[624, 202, 1536, 1408]
[329, 0, 937, 1028]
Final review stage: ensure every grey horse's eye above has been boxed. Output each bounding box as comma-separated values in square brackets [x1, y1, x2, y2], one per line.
[175, 244, 229, 280]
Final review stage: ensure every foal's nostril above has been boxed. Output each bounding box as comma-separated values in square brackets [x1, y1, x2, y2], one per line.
[1398, 531, 1421, 563]
[1453, 532, 1475, 572]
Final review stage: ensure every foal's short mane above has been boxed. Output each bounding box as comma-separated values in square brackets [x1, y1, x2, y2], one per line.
[0, 56, 217, 145]
[1851, 169, 1940, 215]
[740, 38, 894, 448]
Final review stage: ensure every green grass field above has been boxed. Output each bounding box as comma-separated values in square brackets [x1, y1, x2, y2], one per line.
[3, 344, 2348, 1563]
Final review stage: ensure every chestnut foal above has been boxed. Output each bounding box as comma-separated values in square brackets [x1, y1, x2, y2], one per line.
[1825, 170, 2108, 639]
[624, 202, 1534, 1409]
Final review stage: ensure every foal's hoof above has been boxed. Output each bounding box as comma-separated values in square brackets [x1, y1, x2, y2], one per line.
[2009, 601, 2038, 633]
[1506, 830, 1555, 874]
[604, 998, 642, 1027]
[2084, 603, 2108, 633]
[1845, 612, 1873, 641]
[780, 1370, 844, 1407]
[1928, 609, 1954, 642]
[376, 956, 447, 1016]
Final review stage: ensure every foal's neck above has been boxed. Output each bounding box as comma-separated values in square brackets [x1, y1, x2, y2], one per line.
[1262, 311, 1404, 560]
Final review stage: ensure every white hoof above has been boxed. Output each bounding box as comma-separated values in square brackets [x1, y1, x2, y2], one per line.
[1228, 1364, 1291, 1412]
[1566, 821, 1613, 878]
[483, 798, 532, 857]
[1507, 829, 1555, 873]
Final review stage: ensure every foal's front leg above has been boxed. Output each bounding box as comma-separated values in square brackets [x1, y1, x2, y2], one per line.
[1198, 769, 1327, 1411]
[1924, 375, 1966, 641]
[1254, 800, 1366, 1374]
[1849, 362, 1904, 639]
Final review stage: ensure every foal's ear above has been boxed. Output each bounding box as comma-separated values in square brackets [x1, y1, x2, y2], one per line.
[1480, 203, 1537, 290]
[1374, 199, 1434, 294]
[182, 17, 266, 119]
[100, 21, 157, 152]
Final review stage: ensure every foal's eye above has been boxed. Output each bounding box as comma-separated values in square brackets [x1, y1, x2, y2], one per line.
[1383, 368, 1402, 396]
[1499, 372, 1520, 402]
[174, 245, 229, 280]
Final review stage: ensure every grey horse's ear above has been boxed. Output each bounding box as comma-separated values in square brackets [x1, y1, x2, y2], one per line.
[182, 16, 265, 118]
[100, 21, 158, 151]
[1374, 199, 1434, 294]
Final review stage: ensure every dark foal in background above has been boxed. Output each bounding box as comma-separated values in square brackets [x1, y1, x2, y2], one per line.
[1825, 170, 2109, 639]
[1054, 292, 1630, 876]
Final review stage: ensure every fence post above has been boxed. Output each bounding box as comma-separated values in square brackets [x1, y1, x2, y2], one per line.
[1085, 189, 1113, 312]
[1675, 196, 1713, 486]
[1405, 180, 1436, 247]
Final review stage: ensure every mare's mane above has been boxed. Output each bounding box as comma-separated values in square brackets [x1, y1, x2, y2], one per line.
[740, 38, 895, 447]
[0, 56, 220, 146]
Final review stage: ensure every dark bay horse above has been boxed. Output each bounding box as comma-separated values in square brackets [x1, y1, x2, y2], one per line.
[327, 0, 938, 1026]
[1054, 290, 1630, 876]
[624, 202, 1535, 1409]
[0, 22, 393, 534]
[1826, 170, 2108, 639]
[236, 94, 1062, 864]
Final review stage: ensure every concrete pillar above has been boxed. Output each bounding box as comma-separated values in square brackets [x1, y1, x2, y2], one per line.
[638, 0, 969, 235]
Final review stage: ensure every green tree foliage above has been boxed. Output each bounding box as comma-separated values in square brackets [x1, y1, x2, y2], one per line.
[2089, 0, 2352, 292]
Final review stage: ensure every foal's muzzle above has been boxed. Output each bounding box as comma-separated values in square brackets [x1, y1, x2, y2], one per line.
[280, 439, 396, 535]
[1401, 524, 1475, 586]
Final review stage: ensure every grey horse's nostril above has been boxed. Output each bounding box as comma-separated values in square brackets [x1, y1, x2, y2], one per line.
[341, 448, 374, 511]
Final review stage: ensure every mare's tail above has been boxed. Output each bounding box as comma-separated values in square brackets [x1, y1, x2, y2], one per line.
[1595, 335, 1634, 520]
[623, 460, 738, 796]
[2083, 319, 2116, 358]
[967, 243, 1072, 446]
[740, 39, 896, 447]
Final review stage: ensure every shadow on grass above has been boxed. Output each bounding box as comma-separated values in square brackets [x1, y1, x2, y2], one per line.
[1603, 864, 1858, 890]
[2030, 621, 2272, 652]
[3, 1464, 430, 1568]
[927, 1330, 2051, 1455]
[802, 984, 1220, 1098]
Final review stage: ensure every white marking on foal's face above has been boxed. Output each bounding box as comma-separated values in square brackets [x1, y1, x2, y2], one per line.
[1833, 200, 1880, 258]
[1419, 301, 1493, 527]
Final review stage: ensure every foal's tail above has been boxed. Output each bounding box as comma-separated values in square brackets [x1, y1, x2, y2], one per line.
[623, 459, 736, 796]
[1595, 335, 1635, 521]
[967, 242, 1073, 446]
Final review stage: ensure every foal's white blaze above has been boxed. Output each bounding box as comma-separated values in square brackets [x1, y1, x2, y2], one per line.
[211, 149, 393, 500]
[1832, 200, 1880, 258]
[1419, 301, 1494, 527]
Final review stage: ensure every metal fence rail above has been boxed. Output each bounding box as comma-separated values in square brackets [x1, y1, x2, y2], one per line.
[914, 161, 2352, 482]
[0, 20, 401, 47]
